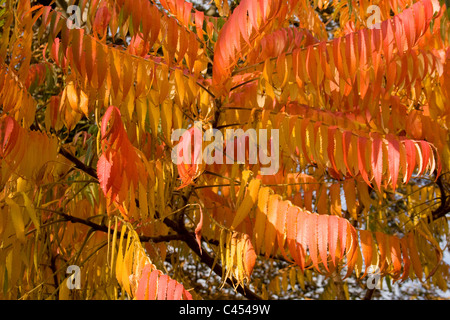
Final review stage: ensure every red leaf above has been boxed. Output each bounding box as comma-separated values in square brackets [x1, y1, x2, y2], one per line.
[166, 279, 177, 300]
[97, 153, 112, 195]
[338, 216, 348, 259]
[195, 206, 204, 254]
[306, 213, 319, 271]
[1, 117, 18, 157]
[182, 289, 193, 300]
[194, 10, 204, 40]
[135, 265, 152, 300]
[93, 4, 111, 38]
[101, 106, 120, 139]
[147, 270, 159, 300]
[403, 139, 416, 183]
[157, 274, 169, 300]
[173, 283, 184, 300]
[175, 125, 204, 189]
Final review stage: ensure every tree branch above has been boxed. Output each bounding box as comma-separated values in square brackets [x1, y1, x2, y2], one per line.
[431, 174, 450, 221]
[162, 217, 263, 300]
[363, 288, 375, 300]
[39, 208, 184, 243]
[59, 146, 99, 181]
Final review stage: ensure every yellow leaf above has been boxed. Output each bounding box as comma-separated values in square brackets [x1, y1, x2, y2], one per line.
[110, 217, 118, 270]
[20, 192, 40, 235]
[136, 97, 147, 133]
[79, 89, 89, 117]
[254, 186, 270, 254]
[236, 170, 252, 207]
[219, 228, 227, 282]
[174, 69, 185, 106]
[281, 270, 288, 293]
[138, 182, 149, 221]
[265, 194, 280, 258]
[148, 100, 160, 139]
[172, 103, 183, 131]
[161, 100, 173, 145]
[122, 233, 133, 296]
[236, 234, 245, 285]
[59, 278, 72, 300]
[115, 223, 127, 287]
[124, 86, 135, 120]
[289, 267, 296, 289]
[297, 269, 305, 291]
[231, 178, 261, 229]
[5, 197, 25, 243]
[223, 230, 233, 285]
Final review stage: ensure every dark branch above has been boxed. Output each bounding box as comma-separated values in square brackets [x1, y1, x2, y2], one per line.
[48, 209, 184, 243]
[431, 175, 450, 221]
[363, 288, 375, 300]
[47, 206, 263, 299]
[59, 146, 99, 181]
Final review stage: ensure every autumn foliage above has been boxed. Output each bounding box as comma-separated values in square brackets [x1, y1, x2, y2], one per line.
[0, 0, 450, 300]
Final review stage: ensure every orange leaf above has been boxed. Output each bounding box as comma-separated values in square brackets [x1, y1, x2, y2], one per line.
[357, 136, 371, 186]
[359, 230, 374, 278]
[327, 215, 339, 267]
[147, 270, 159, 300]
[390, 235, 402, 280]
[403, 139, 416, 183]
[399, 236, 411, 282]
[295, 211, 309, 271]
[135, 265, 152, 300]
[306, 213, 319, 271]
[387, 135, 400, 191]
[375, 232, 388, 273]
[243, 235, 257, 277]
[264, 194, 280, 258]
